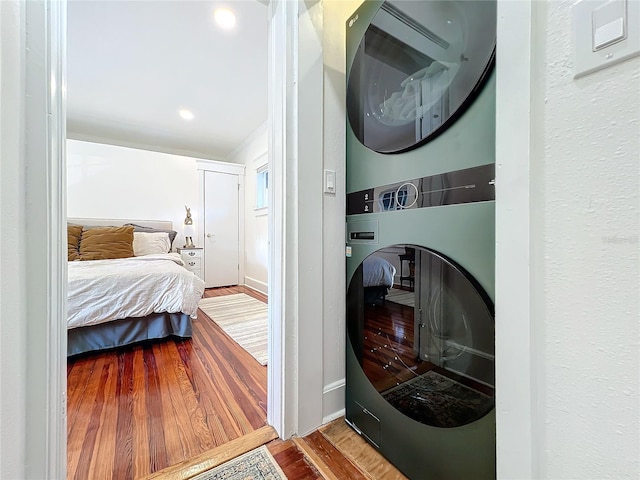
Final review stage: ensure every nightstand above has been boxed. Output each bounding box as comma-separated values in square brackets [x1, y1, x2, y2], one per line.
[398, 247, 415, 289]
[177, 247, 203, 280]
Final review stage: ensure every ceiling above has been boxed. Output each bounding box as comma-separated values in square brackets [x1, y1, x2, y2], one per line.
[66, 0, 269, 160]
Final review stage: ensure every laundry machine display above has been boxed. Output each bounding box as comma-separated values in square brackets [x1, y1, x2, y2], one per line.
[345, 1, 497, 479]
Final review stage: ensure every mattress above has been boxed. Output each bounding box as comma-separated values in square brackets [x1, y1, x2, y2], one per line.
[67, 253, 205, 329]
[362, 255, 396, 288]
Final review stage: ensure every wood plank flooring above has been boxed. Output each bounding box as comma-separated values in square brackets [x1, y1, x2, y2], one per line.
[267, 439, 323, 480]
[143, 425, 279, 480]
[68, 284, 404, 480]
[269, 417, 407, 480]
[312, 418, 407, 479]
[67, 286, 268, 480]
[145, 415, 406, 480]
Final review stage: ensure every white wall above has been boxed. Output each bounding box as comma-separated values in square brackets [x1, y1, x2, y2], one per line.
[532, 2, 639, 478]
[228, 124, 269, 294]
[497, 1, 640, 478]
[296, 0, 326, 436]
[322, 0, 363, 423]
[67, 139, 200, 247]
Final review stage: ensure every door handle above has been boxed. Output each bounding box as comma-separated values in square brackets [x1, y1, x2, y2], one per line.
[207, 233, 213, 238]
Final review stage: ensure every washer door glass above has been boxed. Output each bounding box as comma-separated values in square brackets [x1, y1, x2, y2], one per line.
[347, 245, 494, 428]
[347, 0, 496, 153]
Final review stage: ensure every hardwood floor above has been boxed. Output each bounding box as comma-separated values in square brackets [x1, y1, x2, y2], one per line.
[68, 284, 404, 480]
[263, 416, 407, 480]
[267, 439, 324, 479]
[144, 415, 406, 480]
[205, 285, 267, 304]
[295, 418, 408, 480]
[67, 286, 268, 479]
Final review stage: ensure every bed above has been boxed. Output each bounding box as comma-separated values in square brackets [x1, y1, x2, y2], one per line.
[67, 218, 206, 356]
[362, 255, 397, 306]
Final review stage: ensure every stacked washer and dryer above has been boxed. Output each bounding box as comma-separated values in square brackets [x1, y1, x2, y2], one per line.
[344, 1, 497, 478]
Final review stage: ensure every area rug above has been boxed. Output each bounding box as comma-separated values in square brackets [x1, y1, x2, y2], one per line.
[190, 445, 285, 480]
[385, 287, 415, 308]
[199, 293, 268, 365]
[382, 370, 493, 428]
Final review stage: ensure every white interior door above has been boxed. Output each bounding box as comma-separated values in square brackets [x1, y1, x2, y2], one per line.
[204, 171, 240, 287]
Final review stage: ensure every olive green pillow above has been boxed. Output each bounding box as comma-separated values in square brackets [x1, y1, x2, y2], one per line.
[67, 224, 83, 261]
[79, 226, 135, 261]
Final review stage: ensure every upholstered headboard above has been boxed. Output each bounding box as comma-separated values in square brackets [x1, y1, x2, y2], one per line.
[68, 218, 173, 230]
[67, 218, 178, 258]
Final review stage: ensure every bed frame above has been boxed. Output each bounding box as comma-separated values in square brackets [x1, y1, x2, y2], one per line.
[67, 312, 191, 356]
[67, 217, 193, 356]
[364, 285, 389, 306]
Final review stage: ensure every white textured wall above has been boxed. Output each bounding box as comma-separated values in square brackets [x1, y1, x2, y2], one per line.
[228, 124, 269, 294]
[532, 2, 639, 478]
[67, 140, 199, 247]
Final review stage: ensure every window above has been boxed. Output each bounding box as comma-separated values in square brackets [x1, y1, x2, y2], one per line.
[256, 165, 268, 211]
[378, 186, 408, 211]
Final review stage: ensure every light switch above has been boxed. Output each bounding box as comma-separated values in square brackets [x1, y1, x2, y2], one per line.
[592, 0, 626, 50]
[324, 169, 336, 194]
[574, 0, 640, 78]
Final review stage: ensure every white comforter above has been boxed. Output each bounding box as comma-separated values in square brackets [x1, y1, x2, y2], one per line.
[67, 253, 205, 329]
[362, 255, 396, 288]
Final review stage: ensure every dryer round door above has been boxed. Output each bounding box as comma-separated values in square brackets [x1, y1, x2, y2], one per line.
[347, 0, 496, 154]
[347, 245, 494, 428]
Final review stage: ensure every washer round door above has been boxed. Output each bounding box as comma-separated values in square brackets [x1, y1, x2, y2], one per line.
[347, 0, 496, 154]
[347, 245, 494, 428]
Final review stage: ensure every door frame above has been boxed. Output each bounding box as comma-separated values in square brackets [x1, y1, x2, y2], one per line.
[22, 1, 68, 477]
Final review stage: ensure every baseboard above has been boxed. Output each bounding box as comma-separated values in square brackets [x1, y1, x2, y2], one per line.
[323, 408, 345, 425]
[322, 379, 345, 424]
[244, 276, 268, 295]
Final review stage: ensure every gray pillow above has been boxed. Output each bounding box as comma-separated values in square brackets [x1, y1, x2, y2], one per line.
[124, 224, 177, 251]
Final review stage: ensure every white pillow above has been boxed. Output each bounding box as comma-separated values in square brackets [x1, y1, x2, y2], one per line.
[133, 231, 171, 256]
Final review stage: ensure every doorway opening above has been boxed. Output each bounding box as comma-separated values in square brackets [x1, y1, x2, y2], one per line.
[62, 0, 278, 476]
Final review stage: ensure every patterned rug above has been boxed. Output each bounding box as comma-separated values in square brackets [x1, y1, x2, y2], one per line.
[199, 293, 268, 365]
[385, 287, 415, 307]
[190, 446, 285, 480]
[382, 370, 493, 428]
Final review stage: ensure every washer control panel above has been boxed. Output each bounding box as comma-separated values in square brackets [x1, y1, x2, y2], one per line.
[346, 163, 495, 216]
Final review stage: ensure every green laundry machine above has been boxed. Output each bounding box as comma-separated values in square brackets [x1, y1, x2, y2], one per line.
[344, 1, 497, 478]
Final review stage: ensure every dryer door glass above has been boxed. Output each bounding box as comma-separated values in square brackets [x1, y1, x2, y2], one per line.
[347, 0, 496, 153]
[347, 245, 494, 428]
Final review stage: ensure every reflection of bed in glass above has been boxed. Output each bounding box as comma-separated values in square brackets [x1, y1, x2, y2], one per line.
[348, 245, 495, 428]
[362, 253, 397, 306]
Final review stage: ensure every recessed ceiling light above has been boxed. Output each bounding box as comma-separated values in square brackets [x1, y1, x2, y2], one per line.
[213, 7, 236, 30]
[179, 109, 194, 121]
